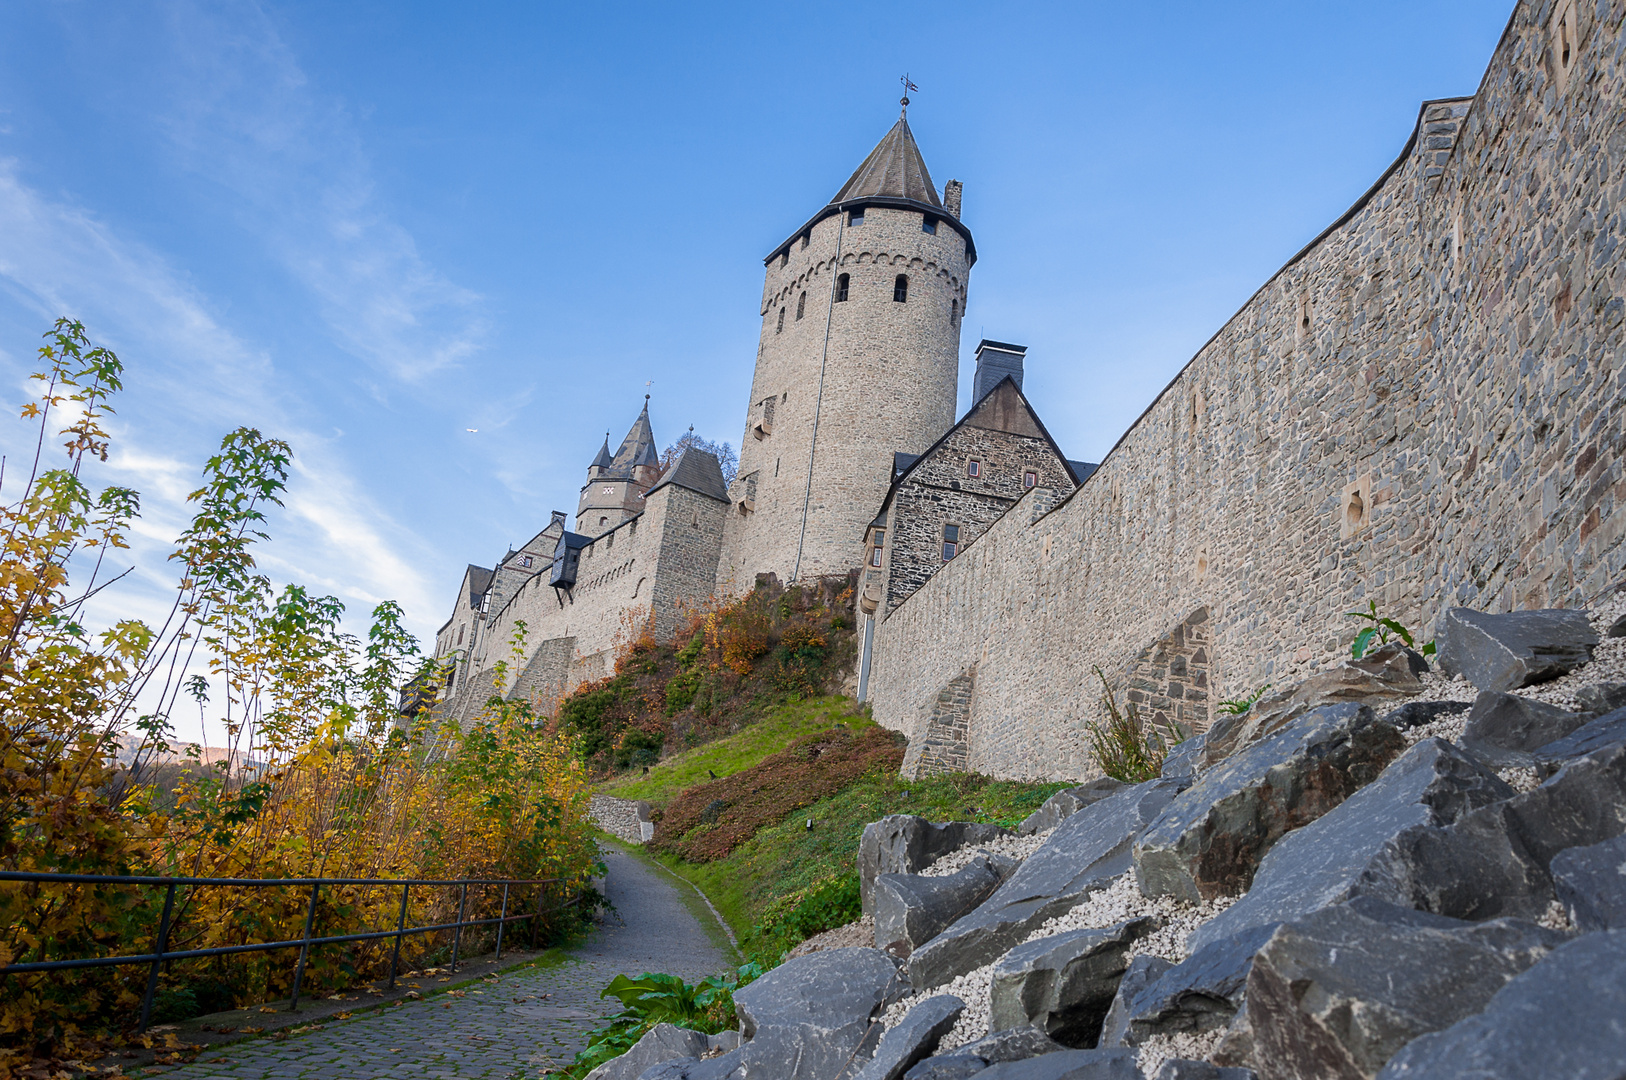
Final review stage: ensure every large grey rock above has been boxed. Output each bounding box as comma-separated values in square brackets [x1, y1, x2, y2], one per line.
[875, 857, 1011, 955]
[1020, 780, 1128, 836]
[1459, 689, 1593, 767]
[1576, 681, 1626, 716]
[1375, 699, 1470, 731]
[1376, 929, 1626, 1079]
[638, 1054, 743, 1080]
[863, 817, 1012, 914]
[1533, 705, 1626, 774]
[1150, 1063, 1257, 1080]
[1552, 833, 1626, 931]
[1243, 899, 1566, 1080]
[975, 1050, 1142, 1079]
[1160, 734, 1207, 781]
[586, 1024, 709, 1080]
[1188, 739, 1512, 952]
[1436, 606, 1598, 692]
[1098, 955, 1173, 1048]
[902, 1028, 1073, 1080]
[730, 947, 903, 1080]
[988, 918, 1155, 1046]
[909, 780, 1183, 991]
[851, 995, 965, 1080]
[1377, 740, 1626, 920]
[1135, 703, 1405, 901]
[1109, 922, 1280, 1045]
[1201, 646, 1423, 767]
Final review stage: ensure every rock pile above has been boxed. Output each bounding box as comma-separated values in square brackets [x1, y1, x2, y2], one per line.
[591, 604, 1626, 1080]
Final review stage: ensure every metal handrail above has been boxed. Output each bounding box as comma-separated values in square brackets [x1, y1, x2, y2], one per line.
[0, 869, 578, 1031]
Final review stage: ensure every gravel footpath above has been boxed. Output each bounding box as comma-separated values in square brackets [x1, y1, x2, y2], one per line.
[154, 846, 732, 1080]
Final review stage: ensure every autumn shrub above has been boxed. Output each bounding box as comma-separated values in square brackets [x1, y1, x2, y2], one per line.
[649, 727, 905, 862]
[0, 321, 598, 1065]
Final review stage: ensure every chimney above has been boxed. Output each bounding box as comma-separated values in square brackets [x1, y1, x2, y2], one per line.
[550, 510, 567, 530]
[944, 179, 963, 219]
[973, 340, 1026, 403]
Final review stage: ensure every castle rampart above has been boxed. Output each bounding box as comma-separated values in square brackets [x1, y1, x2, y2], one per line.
[869, 0, 1626, 780]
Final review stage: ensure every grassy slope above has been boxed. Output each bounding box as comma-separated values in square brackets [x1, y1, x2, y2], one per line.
[599, 695, 863, 804]
[652, 760, 1069, 954]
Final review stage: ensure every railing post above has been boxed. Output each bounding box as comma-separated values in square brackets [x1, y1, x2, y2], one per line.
[448, 880, 468, 973]
[531, 881, 547, 949]
[494, 883, 510, 960]
[388, 883, 410, 990]
[137, 882, 178, 1033]
[287, 882, 321, 1012]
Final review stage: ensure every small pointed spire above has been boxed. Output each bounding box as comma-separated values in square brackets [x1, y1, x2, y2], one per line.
[590, 433, 613, 471]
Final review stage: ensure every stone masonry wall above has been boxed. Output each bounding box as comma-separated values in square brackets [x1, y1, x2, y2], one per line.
[718, 203, 971, 593]
[900, 669, 974, 780]
[1122, 606, 1212, 740]
[884, 423, 1076, 613]
[870, 0, 1626, 780]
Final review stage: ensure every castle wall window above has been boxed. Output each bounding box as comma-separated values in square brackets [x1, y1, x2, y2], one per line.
[942, 523, 960, 561]
[894, 274, 909, 303]
[599, 515, 608, 526]
[1024, 471, 1038, 489]
[849, 208, 864, 226]
[836, 273, 850, 302]
[776, 307, 785, 333]
[800, 231, 810, 249]
[457, 626, 464, 646]
[522, 555, 533, 567]
[780, 250, 789, 268]
[870, 529, 885, 567]
[796, 292, 807, 320]
[922, 215, 937, 234]
[952, 298, 958, 319]
[967, 459, 981, 478]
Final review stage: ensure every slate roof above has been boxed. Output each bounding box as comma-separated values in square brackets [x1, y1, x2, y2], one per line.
[829, 119, 942, 208]
[602, 398, 658, 479]
[646, 446, 729, 502]
[1067, 460, 1100, 483]
[590, 435, 614, 470]
[465, 564, 493, 608]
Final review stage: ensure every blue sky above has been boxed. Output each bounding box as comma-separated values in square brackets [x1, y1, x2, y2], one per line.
[0, 1, 1511, 734]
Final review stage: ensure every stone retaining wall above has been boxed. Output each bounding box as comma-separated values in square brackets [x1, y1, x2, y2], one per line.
[870, 0, 1626, 780]
[590, 793, 654, 844]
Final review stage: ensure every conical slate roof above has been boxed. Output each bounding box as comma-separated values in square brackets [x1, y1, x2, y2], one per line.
[829, 118, 941, 208]
[606, 398, 657, 478]
[590, 434, 614, 471]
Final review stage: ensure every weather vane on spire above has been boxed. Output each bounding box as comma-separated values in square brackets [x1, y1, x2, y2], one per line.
[900, 74, 918, 119]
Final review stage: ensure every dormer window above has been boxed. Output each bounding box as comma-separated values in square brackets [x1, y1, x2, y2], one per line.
[869, 529, 885, 567]
[967, 459, 981, 479]
[849, 208, 864, 226]
[922, 215, 937, 234]
[942, 524, 960, 561]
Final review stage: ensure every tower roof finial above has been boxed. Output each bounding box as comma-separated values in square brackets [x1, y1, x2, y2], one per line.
[899, 73, 918, 120]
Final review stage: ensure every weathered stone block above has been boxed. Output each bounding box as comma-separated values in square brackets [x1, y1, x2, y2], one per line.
[987, 918, 1154, 1046]
[851, 994, 965, 1080]
[1436, 607, 1598, 692]
[1551, 834, 1626, 932]
[1019, 779, 1128, 836]
[861, 816, 1011, 914]
[874, 857, 1010, 955]
[1136, 704, 1405, 902]
[730, 947, 903, 1080]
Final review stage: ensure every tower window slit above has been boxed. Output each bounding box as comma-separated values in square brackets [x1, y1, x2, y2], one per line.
[893, 274, 909, 303]
[836, 273, 850, 302]
[776, 307, 785, 333]
[922, 215, 937, 234]
[796, 292, 807, 320]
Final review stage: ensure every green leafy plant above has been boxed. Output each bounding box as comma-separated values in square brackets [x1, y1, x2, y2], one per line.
[1217, 684, 1272, 716]
[750, 874, 861, 961]
[1346, 600, 1435, 659]
[558, 963, 764, 1078]
[1084, 668, 1184, 783]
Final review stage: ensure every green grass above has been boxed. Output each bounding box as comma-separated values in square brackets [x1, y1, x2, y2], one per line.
[600, 695, 868, 804]
[648, 767, 1070, 958]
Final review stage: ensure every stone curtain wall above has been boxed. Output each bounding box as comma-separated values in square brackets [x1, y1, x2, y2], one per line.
[900, 670, 975, 779]
[869, 0, 1626, 781]
[886, 423, 1076, 613]
[589, 794, 654, 844]
[718, 204, 970, 593]
[1122, 607, 1212, 740]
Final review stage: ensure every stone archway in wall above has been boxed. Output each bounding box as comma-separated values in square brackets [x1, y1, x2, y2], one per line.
[1122, 606, 1211, 740]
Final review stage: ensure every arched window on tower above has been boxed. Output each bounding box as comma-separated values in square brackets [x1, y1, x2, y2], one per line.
[776, 307, 785, 334]
[893, 275, 909, 303]
[951, 298, 958, 320]
[796, 292, 807, 320]
[836, 274, 850, 302]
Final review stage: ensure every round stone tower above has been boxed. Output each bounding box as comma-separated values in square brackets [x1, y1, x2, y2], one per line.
[717, 111, 974, 589]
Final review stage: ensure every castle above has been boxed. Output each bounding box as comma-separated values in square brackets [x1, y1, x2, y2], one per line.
[430, 106, 1086, 724]
[437, 0, 1626, 786]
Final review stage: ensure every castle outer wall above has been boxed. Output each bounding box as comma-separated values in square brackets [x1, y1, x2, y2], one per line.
[869, 0, 1626, 780]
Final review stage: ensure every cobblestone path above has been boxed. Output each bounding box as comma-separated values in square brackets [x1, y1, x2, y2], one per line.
[163, 847, 731, 1079]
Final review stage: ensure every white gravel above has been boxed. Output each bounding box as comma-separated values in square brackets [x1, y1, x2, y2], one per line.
[904, 872, 1238, 1052]
[1135, 1030, 1226, 1076]
[919, 829, 1054, 878]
